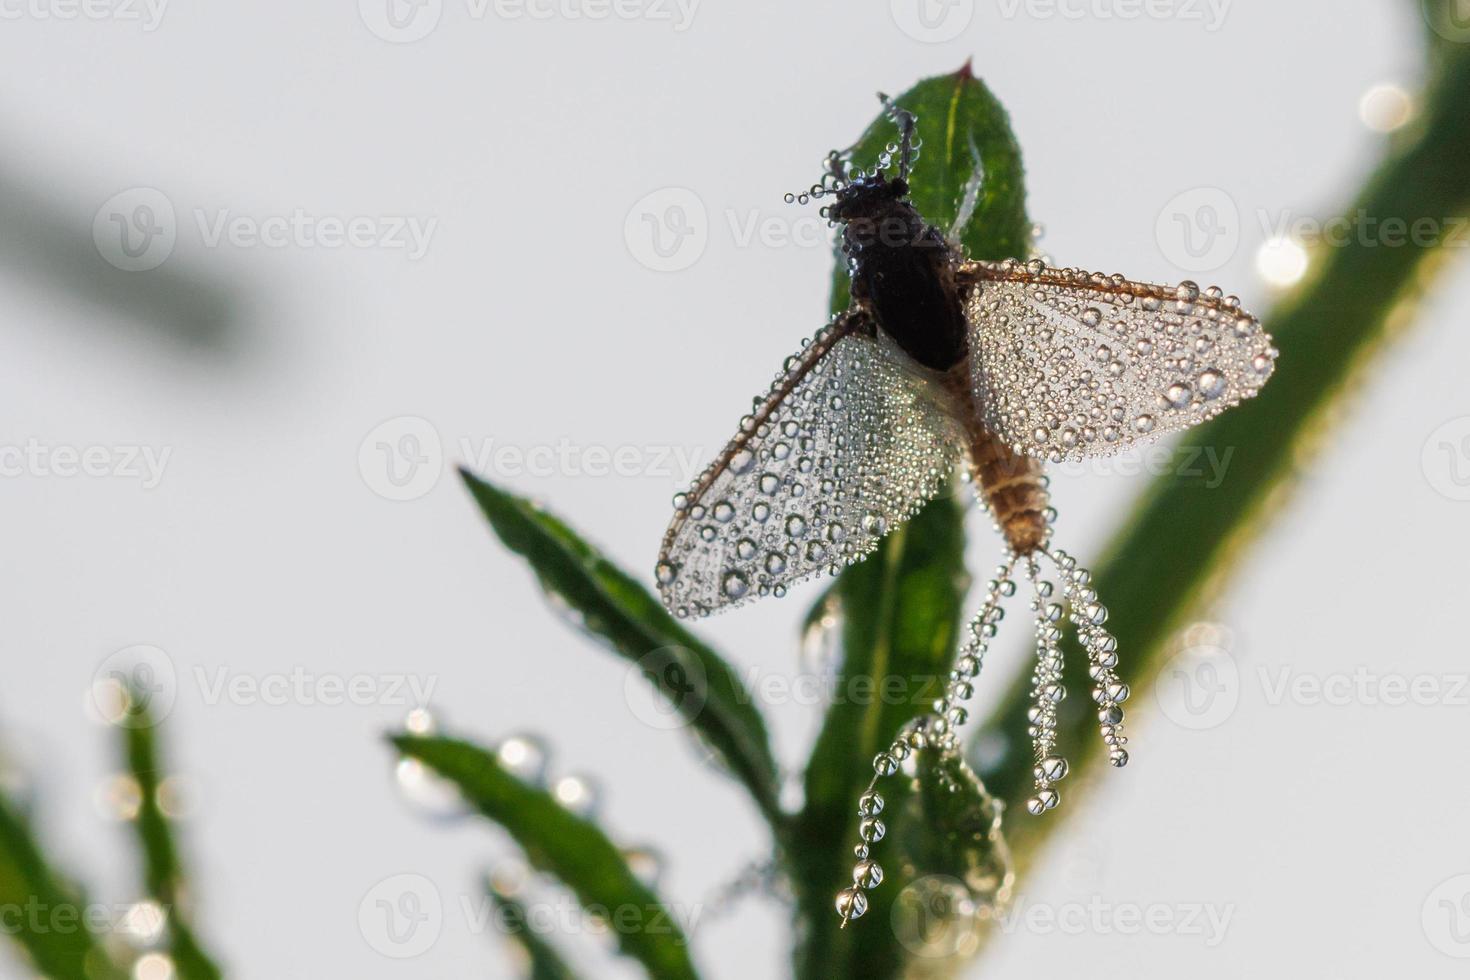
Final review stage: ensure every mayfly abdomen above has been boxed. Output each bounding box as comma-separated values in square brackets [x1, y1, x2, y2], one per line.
[940, 366, 1050, 554]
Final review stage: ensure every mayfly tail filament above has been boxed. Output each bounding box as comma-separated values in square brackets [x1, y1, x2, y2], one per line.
[835, 494, 1131, 927]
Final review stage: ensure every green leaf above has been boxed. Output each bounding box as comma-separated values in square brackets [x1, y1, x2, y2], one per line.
[487, 886, 582, 980]
[975, 33, 1470, 866]
[458, 468, 783, 827]
[0, 796, 121, 980]
[791, 64, 1032, 980]
[122, 700, 223, 980]
[391, 734, 700, 980]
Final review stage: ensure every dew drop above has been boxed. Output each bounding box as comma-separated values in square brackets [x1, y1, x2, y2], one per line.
[722, 571, 750, 600]
[1197, 368, 1226, 399]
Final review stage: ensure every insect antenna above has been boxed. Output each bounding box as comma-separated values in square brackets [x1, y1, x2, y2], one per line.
[783, 151, 851, 207]
[877, 92, 918, 181]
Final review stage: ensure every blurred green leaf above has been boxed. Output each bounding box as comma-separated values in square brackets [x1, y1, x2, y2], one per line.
[791, 64, 1032, 980]
[392, 733, 700, 980]
[459, 468, 783, 826]
[976, 32, 1470, 865]
[122, 701, 223, 980]
[0, 796, 121, 980]
[487, 886, 582, 980]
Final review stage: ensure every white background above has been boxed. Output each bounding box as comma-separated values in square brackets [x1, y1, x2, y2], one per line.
[1, 0, 1468, 977]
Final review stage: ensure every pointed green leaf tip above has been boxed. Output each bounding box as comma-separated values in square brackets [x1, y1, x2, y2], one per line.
[457, 467, 783, 827]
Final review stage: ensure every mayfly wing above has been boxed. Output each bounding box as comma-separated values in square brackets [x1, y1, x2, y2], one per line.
[656, 308, 964, 619]
[959, 259, 1277, 462]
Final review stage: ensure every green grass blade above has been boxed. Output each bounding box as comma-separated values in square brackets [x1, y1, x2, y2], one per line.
[392, 734, 701, 980]
[121, 700, 223, 980]
[0, 795, 122, 980]
[458, 468, 783, 827]
[975, 35, 1470, 864]
[487, 886, 583, 980]
[792, 64, 1032, 980]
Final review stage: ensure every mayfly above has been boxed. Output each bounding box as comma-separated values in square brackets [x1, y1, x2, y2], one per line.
[654, 101, 1276, 925]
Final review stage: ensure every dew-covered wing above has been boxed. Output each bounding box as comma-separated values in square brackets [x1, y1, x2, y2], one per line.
[656, 310, 963, 619]
[961, 260, 1277, 462]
